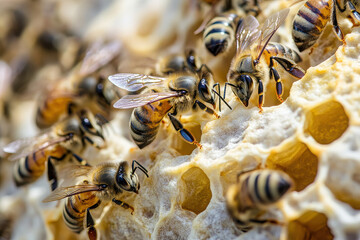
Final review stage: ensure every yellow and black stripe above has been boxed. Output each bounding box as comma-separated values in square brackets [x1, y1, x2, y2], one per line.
[241, 169, 292, 206]
[13, 146, 68, 187]
[130, 99, 173, 149]
[292, 0, 332, 52]
[203, 13, 238, 56]
[264, 43, 302, 64]
[63, 193, 99, 233]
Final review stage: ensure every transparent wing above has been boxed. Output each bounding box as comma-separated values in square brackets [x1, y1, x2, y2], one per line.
[80, 41, 122, 76]
[108, 73, 166, 91]
[113, 91, 181, 109]
[4, 134, 70, 161]
[236, 15, 261, 54]
[42, 184, 101, 202]
[0, 61, 12, 98]
[255, 8, 290, 61]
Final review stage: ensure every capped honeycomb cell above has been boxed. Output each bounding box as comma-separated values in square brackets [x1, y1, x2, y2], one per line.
[324, 144, 360, 209]
[179, 167, 212, 214]
[266, 140, 318, 191]
[153, 210, 194, 240]
[305, 100, 349, 144]
[287, 211, 333, 240]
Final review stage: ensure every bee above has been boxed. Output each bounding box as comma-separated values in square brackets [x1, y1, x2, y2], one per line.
[108, 64, 230, 149]
[4, 110, 105, 190]
[43, 160, 149, 240]
[226, 169, 293, 231]
[292, 0, 360, 52]
[203, 12, 240, 56]
[226, 9, 305, 112]
[155, 49, 200, 76]
[36, 41, 121, 129]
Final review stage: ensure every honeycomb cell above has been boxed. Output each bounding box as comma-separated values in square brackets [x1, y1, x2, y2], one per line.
[287, 211, 333, 240]
[153, 210, 194, 240]
[305, 100, 349, 144]
[325, 156, 360, 209]
[266, 140, 318, 191]
[179, 167, 212, 214]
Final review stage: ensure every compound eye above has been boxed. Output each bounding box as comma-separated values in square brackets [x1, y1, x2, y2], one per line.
[198, 79, 210, 100]
[116, 174, 130, 190]
[81, 117, 94, 130]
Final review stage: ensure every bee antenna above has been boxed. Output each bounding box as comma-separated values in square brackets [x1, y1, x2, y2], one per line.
[211, 88, 232, 111]
[131, 160, 149, 178]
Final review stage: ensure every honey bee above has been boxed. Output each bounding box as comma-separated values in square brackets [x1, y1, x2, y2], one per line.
[36, 41, 121, 129]
[226, 169, 293, 231]
[203, 12, 240, 56]
[292, 0, 360, 52]
[43, 160, 149, 240]
[155, 49, 200, 76]
[226, 9, 305, 112]
[4, 110, 105, 190]
[108, 64, 230, 149]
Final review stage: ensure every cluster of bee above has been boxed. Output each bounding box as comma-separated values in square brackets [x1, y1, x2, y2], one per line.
[2, 0, 359, 238]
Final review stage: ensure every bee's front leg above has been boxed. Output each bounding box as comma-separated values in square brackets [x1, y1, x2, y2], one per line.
[167, 113, 202, 149]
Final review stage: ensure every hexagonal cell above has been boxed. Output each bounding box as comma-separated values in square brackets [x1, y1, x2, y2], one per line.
[305, 100, 349, 144]
[325, 155, 360, 209]
[153, 210, 194, 240]
[179, 167, 212, 214]
[287, 211, 333, 240]
[266, 140, 318, 191]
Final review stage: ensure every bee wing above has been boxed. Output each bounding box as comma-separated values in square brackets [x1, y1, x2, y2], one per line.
[42, 184, 102, 202]
[113, 91, 182, 109]
[4, 134, 70, 161]
[0, 61, 12, 98]
[255, 8, 290, 61]
[236, 15, 261, 54]
[80, 41, 122, 76]
[108, 73, 166, 92]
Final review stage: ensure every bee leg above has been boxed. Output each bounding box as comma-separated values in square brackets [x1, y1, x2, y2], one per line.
[333, 3, 346, 44]
[257, 79, 264, 112]
[194, 100, 220, 119]
[112, 198, 135, 214]
[71, 153, 90, 166]
[272, 57, 305, 79]
[269, 57, 283, 103]
[85, 208, 97, 240]
[47, 153, 69, 191]
[167, 113, 202, 149]
[346, 1, 360, 24]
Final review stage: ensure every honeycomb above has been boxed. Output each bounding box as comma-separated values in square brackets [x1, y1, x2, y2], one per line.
[1, 0, 360, 240]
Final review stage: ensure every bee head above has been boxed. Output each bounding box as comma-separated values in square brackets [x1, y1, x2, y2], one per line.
[198, 78, 215, 107]
[233, 74, 253, 107]
[79, 110, 104, 140]
[115, 160, 149, 194]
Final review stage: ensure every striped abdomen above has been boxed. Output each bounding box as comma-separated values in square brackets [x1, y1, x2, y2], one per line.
[264, 43, 302, 63]
[63, 192, 99, 233]
[203, 13, 238, 56]
[13, 145, 67, 186]
[239, 169, 293, 209]
[36, 95, 74, 129]
[292, 0, 332, 52]
[130, 100, 172, 149]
